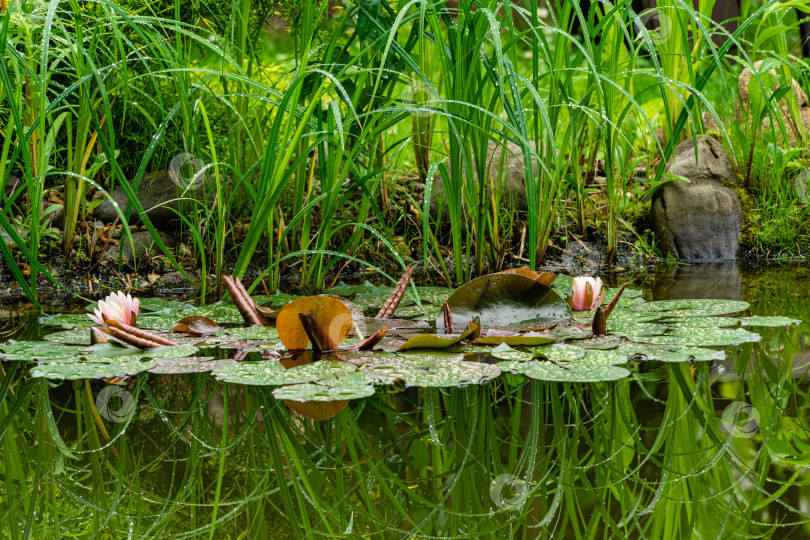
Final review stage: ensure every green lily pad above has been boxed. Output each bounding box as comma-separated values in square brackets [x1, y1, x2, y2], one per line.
[135, 344, 200, 360]
[630, 299, 750, 317]
[273, 381, 376, 402]
[391, 351, 466, 365]
[43, 328, 92, 345]
[39, 314, 95, 329]
[616, 343, 725, 363]
[573, 309, 661, 325]
[495, 360, 538, 374]
[436, 274, 570, 331]
[186, 302, 244, 324]
[553, 326, 593, 340]
[137, 298, 191, 313]
[605, 287, 644, 306]
[397, 333, 468, 351]
[222, 326, 280, 340]
[636, 326, 761, 347]
[579, 349, 629, 366]
[739, 316, 802, 327]
[412, 287, 454, 306]
[490, 343, 534, 361]
[324, 281, 379, 298]
[551, 274, 574, 295]
[523, 363, 631, 382]
[148, 357, 235, 374]
[44, 343, 201, 365]
[31, 358, 157, 380]
[136, 314, 182, 330]
[212, 359, 357, 385]
[252, 292, 303, 308]
[608, 322, 670, 339]
[397, 322, 478, 351]
[394, 304, 443, 318]
[659, 316, 742, 328]
[473, 332, 556, 347]
[359, 358, 499, 387]
[1, 343, 84, 361]
[570, 335, 621, 350]
[531, 344, 586, 363]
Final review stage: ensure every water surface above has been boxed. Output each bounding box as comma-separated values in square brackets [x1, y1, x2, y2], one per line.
[1, 262, 809, 539]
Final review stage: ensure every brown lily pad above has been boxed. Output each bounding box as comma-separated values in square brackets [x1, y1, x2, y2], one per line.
[172, 316, 222, 336]
[497, 267, 557, 286]
[276, 296, 354, 351]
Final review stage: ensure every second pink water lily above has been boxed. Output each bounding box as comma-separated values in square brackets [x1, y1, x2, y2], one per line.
[567, 276, 606, 311]
[88, 291, 140, 326]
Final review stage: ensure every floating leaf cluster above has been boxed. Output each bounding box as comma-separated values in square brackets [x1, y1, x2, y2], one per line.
[1, 271, 803, 413]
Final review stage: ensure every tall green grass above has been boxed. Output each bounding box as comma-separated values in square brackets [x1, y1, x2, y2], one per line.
[3, 0, 810, 299]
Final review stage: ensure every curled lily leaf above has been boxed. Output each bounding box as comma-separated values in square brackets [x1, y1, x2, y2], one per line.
[102, 320, 178, 349]
[376, 265, 414, 318]
[356, 327, 388, 351]
[222, 275, 268, 326]
[442, 302, 454, 334]
[298, 310, 338, 355]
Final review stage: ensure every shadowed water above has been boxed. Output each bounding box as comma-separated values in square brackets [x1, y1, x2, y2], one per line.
[1, 262, 809, 538]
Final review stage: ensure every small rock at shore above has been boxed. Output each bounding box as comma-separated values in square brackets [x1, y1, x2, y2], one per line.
[102, 230, 177, 263]
[93, 170, 183, 230]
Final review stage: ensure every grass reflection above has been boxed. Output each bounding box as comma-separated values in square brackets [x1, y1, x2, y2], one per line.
[1, 266, 810, 538]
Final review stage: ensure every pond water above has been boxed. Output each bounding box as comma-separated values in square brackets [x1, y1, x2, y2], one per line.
[1, 262, 809, 539]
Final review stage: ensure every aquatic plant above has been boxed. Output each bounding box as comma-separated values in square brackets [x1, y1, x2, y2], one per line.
[88, 291, 140, 326]
[0, 267, 809, 537]
[566, 276, 606, 311]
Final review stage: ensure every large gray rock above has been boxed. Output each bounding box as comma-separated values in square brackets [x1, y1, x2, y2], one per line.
[664, 135, 738, 184]
[94, 171, 183, 229]
[430, 139, 536, 216]
[650, 136, 741, 260]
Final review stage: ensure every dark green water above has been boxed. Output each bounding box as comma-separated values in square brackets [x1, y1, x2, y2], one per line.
[1, 262, 809, 539]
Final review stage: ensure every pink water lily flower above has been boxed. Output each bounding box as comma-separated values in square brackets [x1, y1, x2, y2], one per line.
[567, 276, 606, 311]
[88, 291, 140, 326]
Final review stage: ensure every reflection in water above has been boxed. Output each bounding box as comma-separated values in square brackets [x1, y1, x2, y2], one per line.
[1, 264, 810, 538]
[652, 261, 744, 301]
